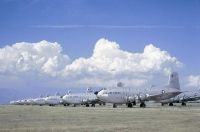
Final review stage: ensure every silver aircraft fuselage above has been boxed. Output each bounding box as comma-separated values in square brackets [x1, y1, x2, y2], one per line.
[160, 90, 200, 104]
[62, 93, 98, 105]
[97, 72, 181, 107]
[97, 86, 181, 104]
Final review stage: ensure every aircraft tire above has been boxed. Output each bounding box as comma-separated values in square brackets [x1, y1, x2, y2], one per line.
[91, 104, 95, 107]
[181, 102, 186, 106]
[86, 104, 90, 107]
[113, 104, 117, 108]
[127, 103, 133, 108]
[169, 103, 173, 106]
[140, 102, 146, 108]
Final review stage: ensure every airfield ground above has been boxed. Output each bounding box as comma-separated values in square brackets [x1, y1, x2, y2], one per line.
[0, 103, 200, 132]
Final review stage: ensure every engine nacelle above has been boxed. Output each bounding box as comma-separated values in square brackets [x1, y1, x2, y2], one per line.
[128, 96, 135, 102]
[138, 93, 149, 101]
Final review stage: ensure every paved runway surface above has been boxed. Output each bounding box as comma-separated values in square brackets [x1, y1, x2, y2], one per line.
[0, 103, 200, 132]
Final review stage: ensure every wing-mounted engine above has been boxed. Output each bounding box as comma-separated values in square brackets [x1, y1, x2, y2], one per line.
[137, 93, 149, 102]
[82, 98, 89, 103]
[127, 96, 136, 102]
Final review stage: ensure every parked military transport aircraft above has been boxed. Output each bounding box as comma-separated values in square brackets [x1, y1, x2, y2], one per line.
[33, 96, 46, 106]
[97, 72, 181, 108]
[62, 88, 99, 107]
[44, 93, 63, 106]
[160, 89, 200, 106]
[10, 100, 20, 105]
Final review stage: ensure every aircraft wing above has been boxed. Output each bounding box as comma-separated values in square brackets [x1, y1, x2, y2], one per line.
[146, 91, 181, 101]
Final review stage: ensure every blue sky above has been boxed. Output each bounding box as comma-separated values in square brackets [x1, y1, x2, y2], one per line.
[0, 0, 200, 70]
[0, 0, 200, 103]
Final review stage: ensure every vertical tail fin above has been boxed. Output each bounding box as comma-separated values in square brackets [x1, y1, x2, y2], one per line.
[55, 92, 60, 96]
[168, 72, 180, 90]
[67, 90, 71, 95]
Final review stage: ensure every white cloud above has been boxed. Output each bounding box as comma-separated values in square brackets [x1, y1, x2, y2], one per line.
[0, 38, 182, 89]
[62, 38, 182, 79]
[186, 75, 200, 87]
[64, 38, 182, 87]
[0, 40, 70, 76]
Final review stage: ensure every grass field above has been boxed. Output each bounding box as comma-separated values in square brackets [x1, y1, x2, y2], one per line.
[0, 104, 200, 132]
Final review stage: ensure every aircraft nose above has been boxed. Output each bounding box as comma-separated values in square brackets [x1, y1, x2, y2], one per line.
[97, 90, 110, 103]
[97, 90, 103, 98]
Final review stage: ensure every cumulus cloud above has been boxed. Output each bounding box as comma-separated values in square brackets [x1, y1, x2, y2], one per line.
[186, 75, 200, 87]
[0, 38, 182, 89]
[61, 38, 182, 87]
[0, 40, 70, 76]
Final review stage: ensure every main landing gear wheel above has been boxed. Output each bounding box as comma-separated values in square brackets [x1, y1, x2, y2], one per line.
[140, 102, 146, 108]
[161, 103, 165, 106]
[91, 104, 95, 107]
[113, 104, 117, 108]
[127, 103, 133, 108]
[169, 103, 173, 106]
[181, 102, 186, 106]
[132, 101, 136, 106]
[86, 104, 90, 107]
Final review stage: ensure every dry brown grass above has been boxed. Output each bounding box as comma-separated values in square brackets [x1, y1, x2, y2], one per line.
[0, 104, 200, 132]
